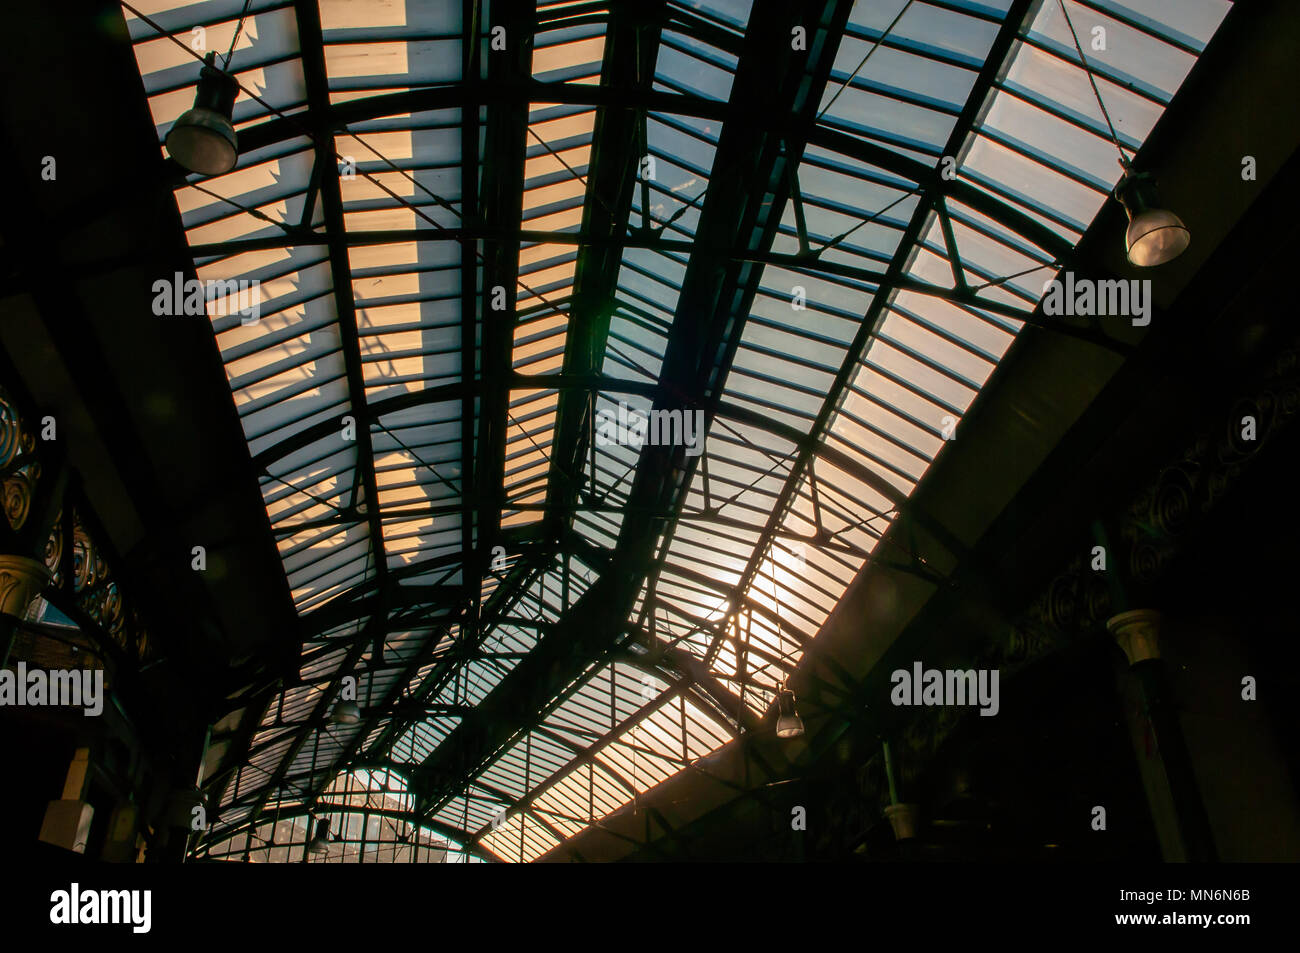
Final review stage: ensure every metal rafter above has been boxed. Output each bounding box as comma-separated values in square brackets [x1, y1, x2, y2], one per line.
[241, 616, 377, 830]
[691, 0, 1042, 673]
[207, 544, 551, 823]
[219, 0, 542, 834]
[241, 0, 396, 830]
[466, 680, 714, 846]
[348, 544, 551, 771]
[189, 227, 1105, 343]
[409, 0, 852, 825]
[90, 0, 1242, 863]
[460, 0, 483, 703]
[235, 368, 972, 639]
[476, 0, 533, 581]
[544, 0, 666, 526]
[180, 80, 1074, 265]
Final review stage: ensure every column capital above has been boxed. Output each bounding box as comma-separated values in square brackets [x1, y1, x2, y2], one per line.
[1107, 608, 1163, 665]
[0, 553, 51, 619]
[883, 802, 919, 841]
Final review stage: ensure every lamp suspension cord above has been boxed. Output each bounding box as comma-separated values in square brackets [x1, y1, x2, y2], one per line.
[1055, 0, 1129, 167]
[224, 0, 253, 71]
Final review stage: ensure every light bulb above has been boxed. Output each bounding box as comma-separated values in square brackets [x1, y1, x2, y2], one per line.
[775, 684, 804, 739]
[331, 700, 361, 725]
[1115, 168, 1190, 268]
[165, 53, 238, 176]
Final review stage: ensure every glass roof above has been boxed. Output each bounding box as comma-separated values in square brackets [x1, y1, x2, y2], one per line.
[119, 0, 1229, 862]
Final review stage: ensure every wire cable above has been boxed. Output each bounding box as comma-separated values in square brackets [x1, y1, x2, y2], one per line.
[817, 0, 917, 121]
[1056, 0, 1130, 164]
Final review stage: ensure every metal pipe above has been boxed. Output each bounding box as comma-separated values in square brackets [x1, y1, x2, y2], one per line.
[882, 738, 900, 806]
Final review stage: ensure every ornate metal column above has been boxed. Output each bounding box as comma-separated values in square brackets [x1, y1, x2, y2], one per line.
[1, 390, 52, 666]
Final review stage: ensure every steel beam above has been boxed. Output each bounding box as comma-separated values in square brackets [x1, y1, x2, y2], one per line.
[409, 0, 853, 821]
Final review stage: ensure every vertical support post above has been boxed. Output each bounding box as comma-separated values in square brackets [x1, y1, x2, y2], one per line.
[1108, 609, 1217, 861]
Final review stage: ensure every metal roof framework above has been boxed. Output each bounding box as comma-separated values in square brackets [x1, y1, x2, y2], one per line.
[116, 0, 1229, 862]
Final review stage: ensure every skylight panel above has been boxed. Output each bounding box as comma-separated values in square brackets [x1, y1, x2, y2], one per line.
[654, 32, 738, 101]
[826, 40, 977, 116]
[818, 72, 961, 154]
[392, 718, 458, 764]
[982, 95, 1119, 191]
[531, 22, 605, 84]
[1025, 0, 1195, 100]
[677, 0, 755, 31]
[479, 812, 561, 862]
[435, 786, 505, 835]
[998, 39, 1161, 147]
[319, 0, 463, 93]
[466, 662, 738, 861]
[1086, 0, 1225, 50]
